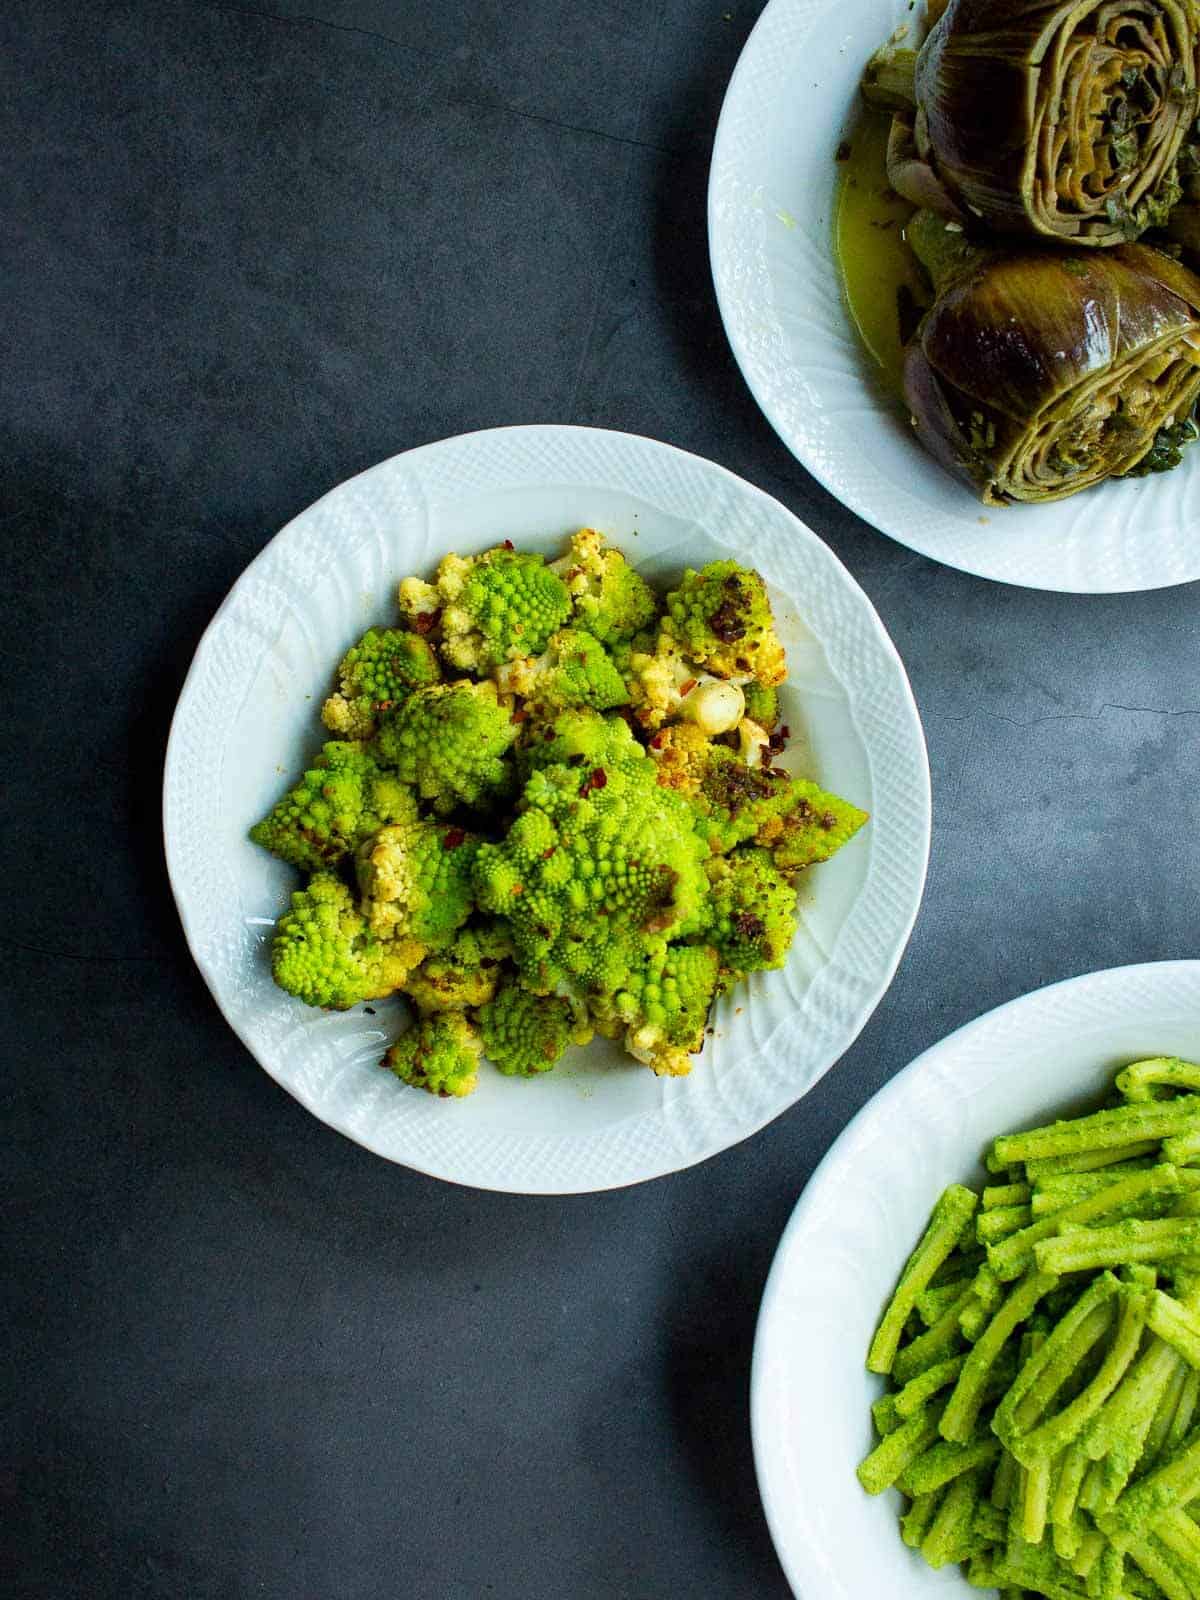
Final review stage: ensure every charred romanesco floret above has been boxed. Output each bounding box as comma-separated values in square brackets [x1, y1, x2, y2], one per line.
[494, 628, 629, 713]
[435, 547, 572, 672]
[383, 1012, 482, 1098]
[473, 748, 711, 997]
[706, 849, 798, 978]
[272, 872, 418, 1009]
[663, 561, 786, 686]
[591, 941, 720, 1077]
[250, 741, 417, 871]
[649, 724, 866, 862]
[517, 708, 650, 782]
[374, 681, 517, 813]
[478, 979, 592, 1077]
[764, 784, 870, 872]
[356, 821, 480, 950]
[321, 628, 442, 739]
[549, 527, 659, 643]
[401, 922, 513, 1013]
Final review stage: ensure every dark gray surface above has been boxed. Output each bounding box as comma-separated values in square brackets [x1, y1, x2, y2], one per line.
[4, 2, 1199, 1596]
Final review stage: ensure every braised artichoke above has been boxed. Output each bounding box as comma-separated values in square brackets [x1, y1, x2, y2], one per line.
[917, 0, 1199, 245]
[903, 211, 1200, 502]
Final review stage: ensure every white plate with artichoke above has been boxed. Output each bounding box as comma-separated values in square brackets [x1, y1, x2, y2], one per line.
[710, 0, 1200, 592]
[163, 425, 929, 1193]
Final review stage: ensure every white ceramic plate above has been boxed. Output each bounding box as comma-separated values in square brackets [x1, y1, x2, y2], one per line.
[752, 959, 1200, 1598]
[163, 425, 929, 1193]
[709, 0, 1200, 593]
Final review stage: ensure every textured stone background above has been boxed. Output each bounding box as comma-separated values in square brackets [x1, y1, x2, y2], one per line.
[6, 3, 1199, 1596]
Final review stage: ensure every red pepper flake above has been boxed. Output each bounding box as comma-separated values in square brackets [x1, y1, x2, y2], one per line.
[779, 725, 791, 740]
[443, 828, 467, 849]
[580, 767, 607, 795]
[679, 678, 697, 697]
[511, 707, 529, 723]
[648, 731, 667, 750]
[502, 538, 515, 551]
[412, 608, 440, 636]
[376, 699, 393, 713]
[512, 883, 524, 896]
[541, 847, 556, 860]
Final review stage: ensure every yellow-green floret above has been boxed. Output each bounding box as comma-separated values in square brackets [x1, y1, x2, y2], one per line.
[250, 741, 418, 871]
[436, 547, 572, 672]
[649, 724, 866, 863]
[592, 941, 720, 1077]
[663, 560, 786, 686]
[356, 820, 480, 950]
[495, 628, 629, 713]
[479, 979, 592, 1077]
[321, 628, 442, 739]
[374, 681, 517, 814]
[473, 738, 711, 997]
[271, 872, 417, 1009]
[549, 527, 659, 643]
[517, 708, 651, 782]
[401, 922, 513, 1013]
[383, 1012, 482, 1098]
[706, 848, 798, 978]
[742, 681, 780, 732]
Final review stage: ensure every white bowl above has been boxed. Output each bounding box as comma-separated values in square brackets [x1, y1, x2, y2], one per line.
[752, 959, 1200, 1598]
[163, 424, 929, 1192]
[709, 0, 1200, 593]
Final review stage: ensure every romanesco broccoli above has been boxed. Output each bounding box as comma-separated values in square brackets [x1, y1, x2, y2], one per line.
[549, 527, 658, 643]
[401, 921, 513, 1013]
[706, 849, 798, 977]
[356, 820, 480, 949]
[649, 724, 862, 861]
[383, 1012, 482, 1098]
[759, 783, 869, 871]
[473, 751, 710, 997]
[250, 741, 417, 870]
[321, 627, 442, 739]
[517, 708, 652, 782]
[435, 547, 571, 672]
[271, 872, 418, 1009]
[742, 681, 780, 732]
[663, 561, 786, 686]
[591, 941, 720, 1077]
[374, 681, 517, 813]
[479, 979, 592, 1076]
[494, 628, 629, 713]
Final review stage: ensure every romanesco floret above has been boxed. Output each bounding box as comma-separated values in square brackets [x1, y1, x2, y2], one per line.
[250, 741, 418, 871]
[742, 681, 780, 732]
[374, 681, 517, 813]
[494, 628, 629, 713]
[473, 753, 711, 997]
[321, 628, 442, 739]
[356, 821, 480, 949]
[663, 561, 786, 686]
[435, 547, 572, 672]
[759, 783, 869, 871]
[591, 941, 720, 1077]
[549, 527, 659, 643]
[624, 633, 746, 734]
[401, 921, 513, 1013]
[517, 708, 651, 782]
[706, 848, 798, 977]
[650, 724, 856, 859]
[271, 872, 418, 1010]
[479, 979, 592, 1076]
[383, 1012, 482, 1098]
